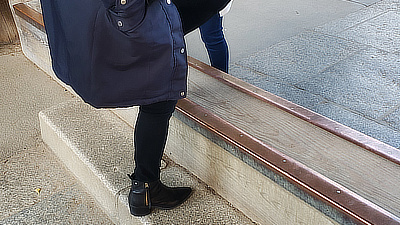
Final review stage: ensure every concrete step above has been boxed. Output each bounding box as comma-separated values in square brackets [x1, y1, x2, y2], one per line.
[39, 100, 255, 224]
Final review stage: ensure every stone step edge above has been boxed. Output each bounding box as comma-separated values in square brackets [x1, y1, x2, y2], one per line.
[39, 100, 258, 225]
[38, 108, 138, 224]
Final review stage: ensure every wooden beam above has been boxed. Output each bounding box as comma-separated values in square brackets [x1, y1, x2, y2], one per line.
[176, 65, 400, 225]
[0, 0, 18, 44]
[13, 3, 45, 32]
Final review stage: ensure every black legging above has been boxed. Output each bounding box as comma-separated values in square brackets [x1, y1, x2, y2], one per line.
[133, 100, 178, 182]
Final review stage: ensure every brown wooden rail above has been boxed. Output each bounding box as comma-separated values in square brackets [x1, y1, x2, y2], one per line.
[13, 3, 45, 32]
[0, 0, 19, 43]
[177, 61, 400, 225]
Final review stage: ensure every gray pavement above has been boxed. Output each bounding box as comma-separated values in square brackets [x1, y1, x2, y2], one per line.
[0, 45, 114, 224]
[186, 0, 400, 149]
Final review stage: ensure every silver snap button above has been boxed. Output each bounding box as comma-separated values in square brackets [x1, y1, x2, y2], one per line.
[167, 0, 171, 4]
[117, 21, 123, 27]
[121, 0, 126, 5]
[180, 48, 185, 54]
[180, 91, 185, 97]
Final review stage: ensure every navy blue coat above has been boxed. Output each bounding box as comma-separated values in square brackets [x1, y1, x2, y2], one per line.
[41, 0, 230, 108]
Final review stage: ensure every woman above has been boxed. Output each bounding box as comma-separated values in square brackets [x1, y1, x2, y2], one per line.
[199, 2, 232, 73]
[41, 0, 231, 217]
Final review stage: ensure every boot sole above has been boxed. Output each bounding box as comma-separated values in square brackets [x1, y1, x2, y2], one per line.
[129, 205, 151, 216]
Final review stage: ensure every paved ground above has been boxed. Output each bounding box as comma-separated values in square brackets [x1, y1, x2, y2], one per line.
[0, 44, 114, 224]
[186, 0, 400, 149]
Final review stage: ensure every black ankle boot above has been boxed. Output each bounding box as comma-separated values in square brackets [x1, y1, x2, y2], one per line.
[148, 180, 192, 210]
[128, 177, 151, 216]
[128, 174, 192, 216]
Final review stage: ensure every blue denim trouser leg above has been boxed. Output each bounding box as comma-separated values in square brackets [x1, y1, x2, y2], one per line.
[199, 14, 229, 73]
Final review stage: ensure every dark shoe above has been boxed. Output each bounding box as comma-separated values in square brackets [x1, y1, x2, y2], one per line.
[128, 178, 151, 216]
[149, 180, 192, 210]
[128, 175, 192, 216]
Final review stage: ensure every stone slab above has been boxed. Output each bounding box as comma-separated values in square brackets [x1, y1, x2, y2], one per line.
[296, 47, 400, 122]
[229, 64, 325, 109]
[1, 185, 114, 225]
[337, 11, 400, 53]
[383, 106, 400, 130]
[311, 102, 400, 149]
[0, 143, 77, 220]
[185, 0, 363, 64]
[131, 163, 256, 225]
[313, 0, 400, 36]
[235, 31, 367, 85]
[352, 0, 383, 6]
[39, 100, 256, 225]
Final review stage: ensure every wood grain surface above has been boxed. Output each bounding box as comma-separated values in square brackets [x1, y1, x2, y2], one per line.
[0, 0, 18, 44]
[187, 67, 400, 218]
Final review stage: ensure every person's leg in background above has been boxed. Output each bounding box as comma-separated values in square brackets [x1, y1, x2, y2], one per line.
[199, 13, 229, 73]
[128, 100, 192, 216]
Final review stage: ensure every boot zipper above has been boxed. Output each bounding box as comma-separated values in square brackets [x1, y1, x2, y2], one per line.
[144, 182, 149, 206]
